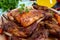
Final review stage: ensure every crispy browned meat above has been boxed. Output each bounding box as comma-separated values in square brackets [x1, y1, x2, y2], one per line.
[2, 20, 40, 38]
[45, 22, 60, 38]
[3, 21, 26, 37]
[3, 14, 60, 40]
[28, 28, 48, 40]
[20, 10, 44, 27]
[7, 9, 44, 27]
[6, 21, 49, 40]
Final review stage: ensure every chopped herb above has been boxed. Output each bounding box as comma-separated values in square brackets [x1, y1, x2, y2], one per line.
[20, 4, 25, 8]
[20, 0, 22, 1]
[0, 0, 19, 11]
[25, 7, 29, 13]
[19, 8, 24, 13]
[19, 4, 33, 13]
[19, 4, 25, 13]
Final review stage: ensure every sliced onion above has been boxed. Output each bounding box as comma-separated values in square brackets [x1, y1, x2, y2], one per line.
[4, 31, 12, 37]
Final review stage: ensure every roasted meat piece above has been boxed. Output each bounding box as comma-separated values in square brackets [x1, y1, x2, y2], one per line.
[7, 9, 44, 27]
[45, 22, 60, 38]
[20, 10, 44, 27]
[3, 21, 27, 37]
[27, 21, 49, 40]
[2, 17, 43, 38]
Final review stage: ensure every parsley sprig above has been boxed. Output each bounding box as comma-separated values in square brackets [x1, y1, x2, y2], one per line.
[0, 0, 20, 11]
[19, 4, 30, 13]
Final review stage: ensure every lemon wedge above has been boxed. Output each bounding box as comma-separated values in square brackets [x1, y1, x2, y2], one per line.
[36, 0, 56, 8]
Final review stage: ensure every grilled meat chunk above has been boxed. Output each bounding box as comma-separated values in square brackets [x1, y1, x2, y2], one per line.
[3, 21, 27, 37]
[45, 22, 60, 38]
[7, 9, 44, 27]
[2, 20, 41, 38]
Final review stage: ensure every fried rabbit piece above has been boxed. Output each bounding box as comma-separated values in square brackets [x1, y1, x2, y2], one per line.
[20, 10, 44, 27]
[5, 21, 41, 40]
[3, 21, 40, 38]
[3, 13, 44, 38]
[7, 9, 44, 27]
[2, 15, 42, 38]
[2, 14, 42, 37]
[45, 22, 60, 38]
[3, 21, 27, 37]
[28, 30, 48, 40]
[7, 9, 20, 21]
[27, 22, 49, 40]
[1, 17, 27, 37]
[54, 13, 60, 25]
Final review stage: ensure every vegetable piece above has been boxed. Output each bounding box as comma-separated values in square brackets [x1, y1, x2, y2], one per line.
[25, 7, 29, 13]
[19, 4, 30, 14]
[19, 4, 25, 13]
[0, 0, 19, 11]
[20, 0, 22, 1]
[54, 13, 60, 25]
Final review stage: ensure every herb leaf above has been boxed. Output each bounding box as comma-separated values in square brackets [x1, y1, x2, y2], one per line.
[20, 0, 22, 1]
[20, 4, 25, 7]
[25, 7, 29, 12]
[0, 0, 19, 11]
[19, 4, 25, 13]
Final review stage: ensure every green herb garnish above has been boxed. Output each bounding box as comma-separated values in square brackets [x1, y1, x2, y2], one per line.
[25, 7, 29, 12]
[0, 0, 19, 11]
[20, 0, 22, 1]
[19, 4, 30, 13]
[19, 4, 25, 13]
[20, 4, 25, 7]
